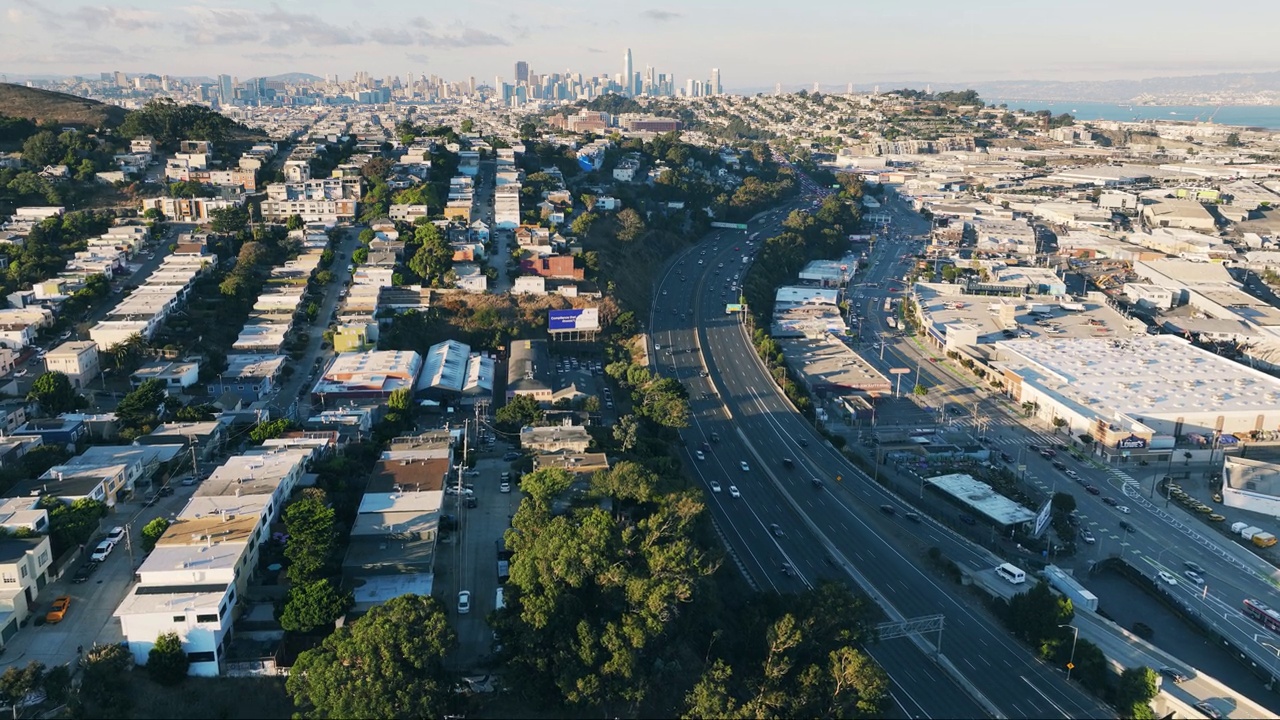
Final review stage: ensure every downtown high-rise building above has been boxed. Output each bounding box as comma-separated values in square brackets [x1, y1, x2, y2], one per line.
[710, 68, 721, 96]
[218, 74, 233, 104]
[623, 48, 634, 96]
[514, 61, 529, 85]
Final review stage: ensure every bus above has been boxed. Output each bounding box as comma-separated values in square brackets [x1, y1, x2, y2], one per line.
[886, 317, 898, 329]
[995, 563, 1027, 585]
[883, 298, 893, 313]
[1243, 598, 1280, 633]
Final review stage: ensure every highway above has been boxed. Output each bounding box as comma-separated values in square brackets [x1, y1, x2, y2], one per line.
[851, 192, 1280, 697]
[650, 200, 1112, 718]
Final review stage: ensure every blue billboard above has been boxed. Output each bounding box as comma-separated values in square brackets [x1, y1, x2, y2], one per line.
[549, 308, 600, 331]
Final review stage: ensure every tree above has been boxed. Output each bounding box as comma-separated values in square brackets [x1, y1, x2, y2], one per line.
[115, 379, 168, 431]
[358, 228, 376, 244]
[140, 517, 171, 552]
[388, 387, 413, 414]
[615, 208, 646, 242]
[407, 230, 453, 284]
[1052, 492, 1077, 516]
[209, 205, 250, 235]
[250, 418, 293, 443]
[518, 467, 574, 506]
[287, 594, 457, 720]
[280, 578, 353, 633]
[459, 118, 474, 133]
[352, 247, 369, 265]
[284, 495, 338, 584]
[28, 371, 78, 415]
[287, 214, 305, 231]
[79, 642, 134, 712]
[613, 413, 640, 451]
[1225, 133, 1242, 147]
[913, 383, 928, 396]
[40, 663, 71, 706]
[0, 661, 45, 715]
[683, 659, 738, 720]
[583, 396, 601, 413]
[1115, 666, 1158, 719]
[495, 394, 544, 429]
[570, 211, 598, 236]
[146, 632, 189, 686]
[22, 131, 63, 167]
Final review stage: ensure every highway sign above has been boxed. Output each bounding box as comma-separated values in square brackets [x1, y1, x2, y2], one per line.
[889, 368, 911, 375]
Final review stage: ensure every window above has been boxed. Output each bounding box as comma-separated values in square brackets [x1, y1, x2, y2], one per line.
[187, 651, 216, 663]
[19, 566, 27, 578]
[173, 615, 186, 623]
[2, 574, 15, 584]
[196, 614, 218, 624]
[37, 551, 48, 566]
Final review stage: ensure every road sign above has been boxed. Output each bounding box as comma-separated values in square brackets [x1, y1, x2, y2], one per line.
[1066, 662, 1075, 670]
[889, 368, 911, 375]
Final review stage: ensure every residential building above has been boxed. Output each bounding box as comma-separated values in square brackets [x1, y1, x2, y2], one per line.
[0, 537, 55, 643]
[210, 355, 287, 402]
[520, 424, 591, 453]
[312, 350, 424, 404]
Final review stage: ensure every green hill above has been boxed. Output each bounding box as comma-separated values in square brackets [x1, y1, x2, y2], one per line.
[0, 83, 128, 129]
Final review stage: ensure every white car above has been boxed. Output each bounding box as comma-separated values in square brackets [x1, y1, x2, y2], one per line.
[709, 480, 722, 493]
[1157, 570, 1178, 586]
[499, 481, 511, 493]
[740, 461, 750, 472]
[1183, 570, 1205, 586]
[695, 450, 705, 461]
[106, 526, 126, 544]
[728, 485, 740, 498]
[1117, 506, 1131, 514]
[457, 590, 471, 614]
[90, 540, 114, 562]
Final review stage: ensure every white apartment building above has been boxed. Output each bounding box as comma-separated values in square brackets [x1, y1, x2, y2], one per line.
[44, 341, 101, 389]
[0, 537, 54, 644]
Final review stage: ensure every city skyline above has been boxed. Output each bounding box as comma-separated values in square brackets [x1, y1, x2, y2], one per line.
[3, 0, 1280, 87]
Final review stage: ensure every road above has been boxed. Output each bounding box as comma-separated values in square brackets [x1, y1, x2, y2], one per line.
[846, 191, 1280, 701]
[269, 227, 361, 421]
[650, 198, 1112, 717]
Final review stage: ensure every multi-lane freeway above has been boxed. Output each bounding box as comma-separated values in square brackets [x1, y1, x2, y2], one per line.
[650, 202, 1112, 718]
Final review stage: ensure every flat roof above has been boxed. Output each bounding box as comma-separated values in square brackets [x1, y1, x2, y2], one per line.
[115, 583, 228, 616]
[198, 449, 308, 497]
[779, 337, 891, 393]
[156, 513, 260, 547]
[350, 574, 433, 611]
[925, 473, 1037, 526]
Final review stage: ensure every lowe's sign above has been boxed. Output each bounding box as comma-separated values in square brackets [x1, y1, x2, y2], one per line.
[1117, 435, 1147, 450]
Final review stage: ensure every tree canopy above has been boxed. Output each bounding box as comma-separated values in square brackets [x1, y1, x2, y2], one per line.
[287, 594, 457, 719]
[118, 99, 244, 146]
[29, 371, 79, 415]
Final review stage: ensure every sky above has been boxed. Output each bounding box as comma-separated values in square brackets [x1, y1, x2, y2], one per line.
[3, 0, 1279, 88]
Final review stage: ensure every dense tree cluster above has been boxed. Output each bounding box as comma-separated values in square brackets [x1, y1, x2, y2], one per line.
[0, 210, 112, 297]
[114, 379, 180, 438]
[604, 360, 690, 429]
[287, 594, 457, 719]
[37, 496, 108, 557]
[117, 99, 244, 146]
[495, 393, 544, 430]
[28, 371, 81, 415]
[279, 489, 352, 633]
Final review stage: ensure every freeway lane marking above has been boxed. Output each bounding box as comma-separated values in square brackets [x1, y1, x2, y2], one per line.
[1020, 676, 1069, 719]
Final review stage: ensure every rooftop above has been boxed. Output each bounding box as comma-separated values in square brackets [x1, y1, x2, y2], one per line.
[114, 582, 229, 616]
[925, 473, 1037, 526]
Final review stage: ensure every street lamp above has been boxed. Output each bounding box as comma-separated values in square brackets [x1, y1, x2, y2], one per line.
[1058, 624, 1079, 682]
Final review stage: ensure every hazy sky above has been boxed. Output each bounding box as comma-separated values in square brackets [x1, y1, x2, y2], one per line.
[3, 0, 1279, 87]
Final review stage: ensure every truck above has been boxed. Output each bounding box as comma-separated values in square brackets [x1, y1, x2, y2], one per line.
[886, 317, 898, 329]
[1058, 302, 1086, 312]
[1042, 564, 1099, 613]
[1028, 304, 1053, 316]
[1253, 532, 1278, 548]
[1232, 521, 1251, 535]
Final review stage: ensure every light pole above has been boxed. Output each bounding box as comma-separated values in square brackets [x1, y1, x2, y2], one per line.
[1058, 624, 1079, 682]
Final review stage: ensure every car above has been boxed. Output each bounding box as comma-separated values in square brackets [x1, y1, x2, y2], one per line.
[782, 458, 794, 468]
[797, 438, 808, 447]
[1080, 529, 1096, 544]
[463, 469, 480, 477]
[728, 485, 740, 498]
[780, 563, 793, 577]
[107, 525, 127, 544]
[180, 475, 198, 486]
[499, 481, 511, 493]
[1195, 702, 1224, 719]
[71, 562, 98, 583]
[1117, 506, 1130, 514]
[768, 523, 785, 538]
[1183, 570, 1205, 585]
[158, 485, 175, 497]
[503, 452, 521, 461]
[13, 369, 26, 377]
[879, 504, 896, 515]
[1085, 485, 1101, 495]
[458, 590, 471, 614]
[465, 496, 478, 508]
[709, 480, 722, 493]
[904, 512, 921, 522]
[1103, 497, 1119, 507]
[1159, 666, 1189, 683]
[694, 450, 705, 461]
[1208, 513, 1226, 522]
[710, 432, 720, 442]
[1157, 570, 1178, 586]
[1064, 469, 1079, 479]
[1184, 561, 1204, 574]
[999, 452, 1014, 463]
[1120, 520, 1135, 533]
[739, 461, 750, 472]
[45, 596, 71, 624]
[90, 540, 114, 562]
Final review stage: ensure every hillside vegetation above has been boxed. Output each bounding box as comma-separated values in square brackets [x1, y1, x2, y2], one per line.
[0, 83, 128, 129]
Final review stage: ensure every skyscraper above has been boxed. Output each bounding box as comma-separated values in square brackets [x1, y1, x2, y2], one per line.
[218, 74, 233, 104]
[623, 48, 634, 96]
[710, 68, 721, 96]
[515, 61, 529, 85]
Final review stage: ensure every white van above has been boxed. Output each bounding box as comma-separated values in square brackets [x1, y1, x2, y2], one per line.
[995, 563, 1026, 585]
[495, 587, 505, 611]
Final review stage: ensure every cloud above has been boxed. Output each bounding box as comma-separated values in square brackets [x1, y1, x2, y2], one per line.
[585, 47, 605, 54]
[74, 6, 162, 31]
[405, 53, 431, 65]
[423, 28, 509, 48]
[177, 9, 264, 46]
[259, 8, 362, 46]
[640, 9, 681, 21]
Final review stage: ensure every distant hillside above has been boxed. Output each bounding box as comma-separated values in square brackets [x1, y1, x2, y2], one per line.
[955, 70, 1280, 103]
[262, 72, 324, 84]
[0, 83, 127, 128]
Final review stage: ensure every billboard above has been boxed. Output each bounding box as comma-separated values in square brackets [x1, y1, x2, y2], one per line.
[1032, 497, 1053, 538]
[725, 304, 745, 313]
[549, 308, 600, 332]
